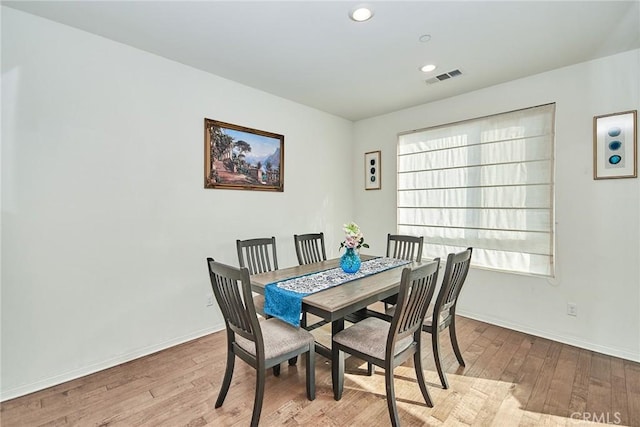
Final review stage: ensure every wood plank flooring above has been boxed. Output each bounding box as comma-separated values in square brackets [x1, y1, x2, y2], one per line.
[2, 314, 639, 426]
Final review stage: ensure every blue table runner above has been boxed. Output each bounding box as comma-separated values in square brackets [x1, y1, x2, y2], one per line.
[264, 257, 411, 327]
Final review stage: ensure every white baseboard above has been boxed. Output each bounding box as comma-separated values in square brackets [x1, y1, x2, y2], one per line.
[458, 309, 640, 363]
[1, 324, 224, 402]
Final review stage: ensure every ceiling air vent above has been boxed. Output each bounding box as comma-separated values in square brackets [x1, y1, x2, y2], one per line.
[425, 69, 463, 85]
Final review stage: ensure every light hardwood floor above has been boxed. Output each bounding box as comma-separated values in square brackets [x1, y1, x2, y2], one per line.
[2, 314, 639, 426]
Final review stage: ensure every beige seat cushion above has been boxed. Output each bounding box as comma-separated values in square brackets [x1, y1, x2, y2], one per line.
[236, 318, 314, 360]
[333, 317, 413, 360]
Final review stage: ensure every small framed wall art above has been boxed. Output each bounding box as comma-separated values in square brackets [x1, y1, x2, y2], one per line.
[364, 150, 381, 190]
[593, 110, 637, 179]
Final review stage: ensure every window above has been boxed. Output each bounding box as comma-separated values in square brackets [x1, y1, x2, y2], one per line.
[397, 104, 555, 277]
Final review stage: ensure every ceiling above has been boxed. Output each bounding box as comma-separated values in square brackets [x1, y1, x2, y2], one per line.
[4, 1, 640, 121]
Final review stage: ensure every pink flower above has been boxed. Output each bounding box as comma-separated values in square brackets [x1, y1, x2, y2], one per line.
[344, 236, 358, 248]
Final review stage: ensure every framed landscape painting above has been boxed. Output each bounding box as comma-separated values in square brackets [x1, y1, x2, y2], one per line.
[204, 119, 284, 191]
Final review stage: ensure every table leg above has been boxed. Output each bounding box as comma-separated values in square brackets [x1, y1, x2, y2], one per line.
[331, 318, 345, 399]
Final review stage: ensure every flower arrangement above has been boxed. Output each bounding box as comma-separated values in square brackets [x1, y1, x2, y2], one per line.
[339, 222, 370, 251]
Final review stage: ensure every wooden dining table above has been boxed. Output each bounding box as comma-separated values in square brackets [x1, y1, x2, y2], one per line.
[249, 255, 429, 397]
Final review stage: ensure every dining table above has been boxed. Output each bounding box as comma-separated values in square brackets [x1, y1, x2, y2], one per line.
[249, 255, 429, 397]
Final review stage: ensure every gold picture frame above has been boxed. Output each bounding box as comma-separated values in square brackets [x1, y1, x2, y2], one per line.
[593, 110, 637, 180]
[204, 119, 284, 191]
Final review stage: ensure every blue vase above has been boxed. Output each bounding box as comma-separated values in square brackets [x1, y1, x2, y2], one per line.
[340, 248, 361, 273]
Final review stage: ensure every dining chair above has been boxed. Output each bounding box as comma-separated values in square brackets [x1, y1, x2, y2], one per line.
[236, 236, 279, 275]
[293, 232, 327, 265]
[293, 232, 327, 329]
[386, 233, 424, 261]
[206, 258, 315, 427]
[332, 259, 440, 426]
[237, 236, 293, 374]
[420, 247, 472, 389]
[382, 234, 424, 309]
[236, 237, 279, 316]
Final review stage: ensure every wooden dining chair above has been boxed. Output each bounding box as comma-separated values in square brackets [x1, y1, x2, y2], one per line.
[382, 234, 424, 309]
[293, 232, 327, 265]
[386, 233, 424, 261]
[237, 236, 293, 373]
[236, 237, 279, 316]
[236, 236, 279, 275]
[293, 232, 327, 329]
[421, 247, 472, 389]
[332, 259, 440, 426]
[207, 258, 315, 427]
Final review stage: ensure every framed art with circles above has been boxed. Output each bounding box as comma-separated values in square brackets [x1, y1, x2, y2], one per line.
[364, 150, 381, 190]
[593, 110, 637, 180]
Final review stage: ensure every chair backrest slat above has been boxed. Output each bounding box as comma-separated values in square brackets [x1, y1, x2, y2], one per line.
[294, 233, 327, 265]
[237, 237, 278, 275]
[387, 260, 440, 351]
[386, 234, 424, 262]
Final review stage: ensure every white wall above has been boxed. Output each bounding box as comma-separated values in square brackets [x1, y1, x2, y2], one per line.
[1, 7, 354, 400]
[353, 49, 640, 362]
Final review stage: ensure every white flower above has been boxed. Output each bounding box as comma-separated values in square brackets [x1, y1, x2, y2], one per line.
[340, 222, 369, 250]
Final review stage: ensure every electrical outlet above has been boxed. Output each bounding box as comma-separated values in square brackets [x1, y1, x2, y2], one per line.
[206, 294, 214, 307]
[567, 302, 577, 317]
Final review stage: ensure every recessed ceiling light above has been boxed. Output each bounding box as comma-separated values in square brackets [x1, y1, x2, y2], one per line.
[419, 34, 432, 43]
[350, 6, 374, 22]
[420, 64, 437, 73]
